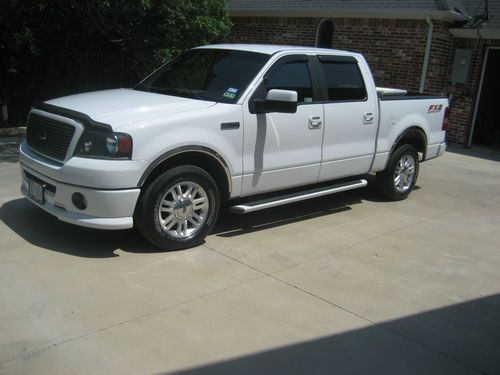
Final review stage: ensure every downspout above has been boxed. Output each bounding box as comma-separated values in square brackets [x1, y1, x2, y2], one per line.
[419, 16, 434, 93]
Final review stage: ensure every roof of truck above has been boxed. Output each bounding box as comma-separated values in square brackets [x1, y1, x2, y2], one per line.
[196, 44, 350, 55]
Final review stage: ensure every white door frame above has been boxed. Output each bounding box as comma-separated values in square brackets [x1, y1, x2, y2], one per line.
[467, 46, 500, 147]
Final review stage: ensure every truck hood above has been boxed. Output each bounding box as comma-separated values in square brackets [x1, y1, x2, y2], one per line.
[44, 88, 216, 129]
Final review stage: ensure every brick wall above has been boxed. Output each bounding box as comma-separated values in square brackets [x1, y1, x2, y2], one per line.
[228, 17, 452, 91]
[227, 16, 481, 144]
[227, 17, 318, 46]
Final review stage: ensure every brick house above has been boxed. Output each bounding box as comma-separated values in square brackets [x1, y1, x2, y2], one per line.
[225, 0, 499, 148]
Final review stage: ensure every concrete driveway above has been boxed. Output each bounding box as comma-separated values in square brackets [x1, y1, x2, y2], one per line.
[1, 144, 499, 374]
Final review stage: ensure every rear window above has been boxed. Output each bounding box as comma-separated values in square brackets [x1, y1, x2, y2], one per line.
[320, 61, 367, 101]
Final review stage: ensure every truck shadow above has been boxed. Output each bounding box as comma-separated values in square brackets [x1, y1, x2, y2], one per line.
[0, 184, 390, 258]
[0, 198, 141, 257]
[213, 189, 364, 237]
[212, 178, 417, 237]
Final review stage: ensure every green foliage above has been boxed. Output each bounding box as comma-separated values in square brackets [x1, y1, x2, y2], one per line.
[0, 0, 231, 125]
[86, 0, 232, 74]
[1, 0, 231, 73]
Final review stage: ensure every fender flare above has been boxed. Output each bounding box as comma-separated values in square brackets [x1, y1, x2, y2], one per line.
[137, 146, 232, 194]
[390, 126, 428, 161]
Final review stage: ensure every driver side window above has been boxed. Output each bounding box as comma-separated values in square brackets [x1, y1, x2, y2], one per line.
[265, 61, 314, 103]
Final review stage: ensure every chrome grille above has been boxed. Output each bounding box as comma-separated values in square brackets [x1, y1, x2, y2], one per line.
[26, 114, 75, 161]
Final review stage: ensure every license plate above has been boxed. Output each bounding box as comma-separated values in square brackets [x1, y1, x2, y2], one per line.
[28, 178, 45, 204]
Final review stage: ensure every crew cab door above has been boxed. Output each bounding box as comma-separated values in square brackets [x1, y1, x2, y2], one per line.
[316, 55, 378, 181]
[241, 55, 323, 195]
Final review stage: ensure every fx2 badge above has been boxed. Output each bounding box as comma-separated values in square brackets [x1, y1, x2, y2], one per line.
[428, 104, 443, 113]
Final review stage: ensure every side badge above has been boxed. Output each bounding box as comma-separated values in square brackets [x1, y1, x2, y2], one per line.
[428, 104, 443, 113]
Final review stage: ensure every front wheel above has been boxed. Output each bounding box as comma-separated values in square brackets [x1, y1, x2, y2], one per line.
[134, 165, 220, 250]
[376, 144, 419, 201]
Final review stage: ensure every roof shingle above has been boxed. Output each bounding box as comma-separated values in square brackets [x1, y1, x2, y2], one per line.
[227, 0, 499, 33]
[461, 0, 499, 31]
[227, 0, 470, 15]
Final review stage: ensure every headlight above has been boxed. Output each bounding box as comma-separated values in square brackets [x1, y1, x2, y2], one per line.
[75, 130, 133, 159]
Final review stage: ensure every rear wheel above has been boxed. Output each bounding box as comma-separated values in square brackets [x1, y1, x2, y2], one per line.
[376, 144, 419, 201]
[135, 165, 220, 250]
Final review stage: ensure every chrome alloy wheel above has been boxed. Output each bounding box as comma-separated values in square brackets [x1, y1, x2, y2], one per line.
[393, 154, 416, 193]
[157, 181, 209, 239]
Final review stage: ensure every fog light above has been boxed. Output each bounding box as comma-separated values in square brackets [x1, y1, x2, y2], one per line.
[72, 192, 87, 210]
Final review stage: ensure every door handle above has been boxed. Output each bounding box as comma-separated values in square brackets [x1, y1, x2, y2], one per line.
[363, 112, 374, 124]
[309, 116, 323, 129]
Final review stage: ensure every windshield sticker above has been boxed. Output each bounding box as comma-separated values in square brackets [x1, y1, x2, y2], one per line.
[223, 88, 237, 99]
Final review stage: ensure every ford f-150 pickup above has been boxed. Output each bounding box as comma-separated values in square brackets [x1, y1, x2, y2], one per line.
[19, 44, 448, 249]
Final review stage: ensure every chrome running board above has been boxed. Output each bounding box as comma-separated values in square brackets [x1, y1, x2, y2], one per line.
[231, 179, 367, 214]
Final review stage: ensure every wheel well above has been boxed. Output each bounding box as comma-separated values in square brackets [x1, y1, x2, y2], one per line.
[393, 127, 427, 160]
[140, 151, 231, 200]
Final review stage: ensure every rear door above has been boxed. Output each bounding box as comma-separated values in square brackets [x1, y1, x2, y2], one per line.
[316, 55, 378, 181]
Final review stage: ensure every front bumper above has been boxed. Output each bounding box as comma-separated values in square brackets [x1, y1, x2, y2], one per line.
[19, 143, 143, 230]
[20, 164, 140, 229]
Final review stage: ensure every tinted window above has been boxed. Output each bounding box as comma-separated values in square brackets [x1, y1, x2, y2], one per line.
[266, 61, 314, 103]
[136, 49, 270, 103]
[321, 62, 367, 101]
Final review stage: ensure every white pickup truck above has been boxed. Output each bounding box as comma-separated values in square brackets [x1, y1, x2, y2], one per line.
[20, 44, 448, 250]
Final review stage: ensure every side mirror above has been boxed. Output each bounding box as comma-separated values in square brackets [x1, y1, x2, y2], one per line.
[254, 89, 298, 114]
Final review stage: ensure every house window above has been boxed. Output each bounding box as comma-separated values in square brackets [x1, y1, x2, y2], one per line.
[316, 20, 334, 48]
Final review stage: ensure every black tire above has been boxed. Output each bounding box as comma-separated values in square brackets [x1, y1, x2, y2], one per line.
[376, 144, 419, 201]
[134, 165, 220, 250]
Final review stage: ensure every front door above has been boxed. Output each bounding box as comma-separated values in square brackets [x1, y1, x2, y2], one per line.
[241, 55, 323, 196]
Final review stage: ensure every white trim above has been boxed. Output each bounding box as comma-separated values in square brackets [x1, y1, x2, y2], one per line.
[419, 16, 433, 93]
[467, 47, 500, 147]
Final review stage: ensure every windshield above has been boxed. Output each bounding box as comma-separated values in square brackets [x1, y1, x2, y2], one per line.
[135, 49, 270, 103]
